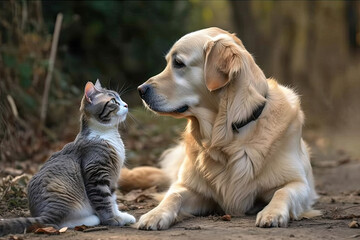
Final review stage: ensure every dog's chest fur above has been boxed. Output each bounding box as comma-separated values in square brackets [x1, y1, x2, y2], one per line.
[182, 84, 309, 215]
[195, 148, 259, 214]
[193, 141, 305, 215]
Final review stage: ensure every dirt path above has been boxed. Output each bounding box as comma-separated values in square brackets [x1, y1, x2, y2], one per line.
[1, 124, 360, 239]
[1, 159, 360, 240]
[7, 217, 359, 240]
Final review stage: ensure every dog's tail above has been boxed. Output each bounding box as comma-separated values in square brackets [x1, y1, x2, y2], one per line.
[118, 166, 171, 192]
[119, 143, 186, 193]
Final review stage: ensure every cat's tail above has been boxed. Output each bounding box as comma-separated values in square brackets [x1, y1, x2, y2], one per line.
[0, 216, 50, 236]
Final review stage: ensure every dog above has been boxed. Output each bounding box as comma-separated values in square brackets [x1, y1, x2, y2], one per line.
[129, 27, 320, 229]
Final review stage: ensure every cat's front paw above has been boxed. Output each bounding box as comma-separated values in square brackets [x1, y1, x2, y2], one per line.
[119, 212, 136, 226]
[136, 207, 176, 230]
[103, 212, 136, 226]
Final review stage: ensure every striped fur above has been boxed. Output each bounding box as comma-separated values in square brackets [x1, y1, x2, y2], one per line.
[0, 80, 135, 236]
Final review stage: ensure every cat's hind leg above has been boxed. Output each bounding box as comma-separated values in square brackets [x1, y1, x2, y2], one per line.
[60, 203, 100, 228]
[60, 215, 100, 228]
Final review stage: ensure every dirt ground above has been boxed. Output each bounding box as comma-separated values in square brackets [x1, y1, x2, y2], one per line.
[1, 118, 360, 239]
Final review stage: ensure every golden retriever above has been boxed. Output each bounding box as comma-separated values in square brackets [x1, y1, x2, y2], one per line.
[131, 27, 320, 229]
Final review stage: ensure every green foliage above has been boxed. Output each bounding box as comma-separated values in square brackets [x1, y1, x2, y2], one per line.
[0, 1, 62, 162]
[0, 1, 193, 162]
[42, 1, 192, 89]
[0, 175, 29, 210]
[0, 0, 231, 163]
[124, 107, 186, 167]
[19, 61, 33, 88]
[3, 53, 17, 68]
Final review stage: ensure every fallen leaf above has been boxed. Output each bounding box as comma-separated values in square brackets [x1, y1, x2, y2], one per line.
[26, 223, 46, 233]
[118, 186, 157, 202]
[11, 174, 31, 184]
[135, 194, 152, 203]
[74, 225, 89, 231]
[59, 226, 68, 233]
[3, 167, 23, 176]
[8, 236, 24, 240]
[349, 220, 360, 228]
[34, 226, 59, 235]
[221, 214, 231, 221]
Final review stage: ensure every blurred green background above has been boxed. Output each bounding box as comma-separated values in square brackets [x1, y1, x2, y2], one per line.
[1, 1, 360, 166]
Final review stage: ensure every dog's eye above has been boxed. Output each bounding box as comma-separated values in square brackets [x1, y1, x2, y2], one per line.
[173, 58, 186, 69]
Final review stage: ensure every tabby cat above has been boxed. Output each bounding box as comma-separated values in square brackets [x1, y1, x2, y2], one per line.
[0, 80, 135, 236]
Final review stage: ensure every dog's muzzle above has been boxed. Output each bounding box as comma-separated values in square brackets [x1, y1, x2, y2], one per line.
[137, 83, 189, 114]
[138, 83, 150, 100]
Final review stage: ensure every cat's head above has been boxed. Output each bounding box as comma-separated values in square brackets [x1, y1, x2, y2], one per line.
[80, 80, 128, 128]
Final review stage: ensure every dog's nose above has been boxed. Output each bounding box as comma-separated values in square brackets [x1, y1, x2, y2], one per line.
[138, 84, 150, 99]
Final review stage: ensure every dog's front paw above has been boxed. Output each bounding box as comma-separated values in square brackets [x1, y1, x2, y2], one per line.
[136, 208, 176, 230]
[255, 205, 289, 228]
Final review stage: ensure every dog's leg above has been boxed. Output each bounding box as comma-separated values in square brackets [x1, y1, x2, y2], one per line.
[255, 181, 312, 228]
[136, 183, 215, 230]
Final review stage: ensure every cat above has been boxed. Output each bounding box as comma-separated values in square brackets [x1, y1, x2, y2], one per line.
[0, 80, 136, 236]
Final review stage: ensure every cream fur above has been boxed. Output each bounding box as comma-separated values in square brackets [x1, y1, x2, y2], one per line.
[137, 27, 320, 230]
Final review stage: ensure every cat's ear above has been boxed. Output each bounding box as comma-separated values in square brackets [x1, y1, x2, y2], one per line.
[84, 82, 95, 103]
[95, 79, 102, 89]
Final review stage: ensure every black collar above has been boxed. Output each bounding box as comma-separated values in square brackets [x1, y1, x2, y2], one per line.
[231, 98, 266, 132]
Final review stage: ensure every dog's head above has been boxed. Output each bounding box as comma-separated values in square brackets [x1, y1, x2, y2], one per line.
[138, 27, 268, 143]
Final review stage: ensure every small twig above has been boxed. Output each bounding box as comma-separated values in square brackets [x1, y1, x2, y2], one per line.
[40, 13, 63, 126]
[341, 205, 360, 211]
[349, 234, 360, 238]
[34, 0, 43, 31]
[5, 94, 29, 129]
[0, 185, 11, 202]
[184, 226, 201, 230]
[21, 0, 27, 30]
[82, 226, 108, 233]
[7, 95, 18, 118]
[0, 19, 11, 29]
[0, 174, 30, 201]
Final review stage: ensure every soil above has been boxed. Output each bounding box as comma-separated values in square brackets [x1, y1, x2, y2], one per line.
[1, 126, 360, 240]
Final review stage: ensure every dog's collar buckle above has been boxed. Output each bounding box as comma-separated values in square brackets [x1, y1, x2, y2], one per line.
[231, 98, 266, 133]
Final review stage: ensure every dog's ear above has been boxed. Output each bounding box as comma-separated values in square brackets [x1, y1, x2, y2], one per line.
[204, 37, 243, 92]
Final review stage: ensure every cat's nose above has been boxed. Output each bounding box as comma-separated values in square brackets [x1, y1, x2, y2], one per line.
[124, 104, 128, 108]
[138, 84, 150, 99]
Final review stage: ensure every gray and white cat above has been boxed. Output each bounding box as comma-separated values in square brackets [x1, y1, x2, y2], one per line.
[0, 80, 135, 236]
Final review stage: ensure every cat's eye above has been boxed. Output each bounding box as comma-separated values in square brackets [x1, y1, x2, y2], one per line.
[173, 58, 186, 69]
[110, 98, 118, 105]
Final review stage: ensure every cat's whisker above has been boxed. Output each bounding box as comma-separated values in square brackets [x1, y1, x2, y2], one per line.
[117, 82, 127, 95]
[119, 117, 129, 128]
[127, 112, 141, 127]
[108, 78, 112, 89]
[130, 107, 150, 114]
[116, 82, 121, 93]
[118, 86, 135, 96]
